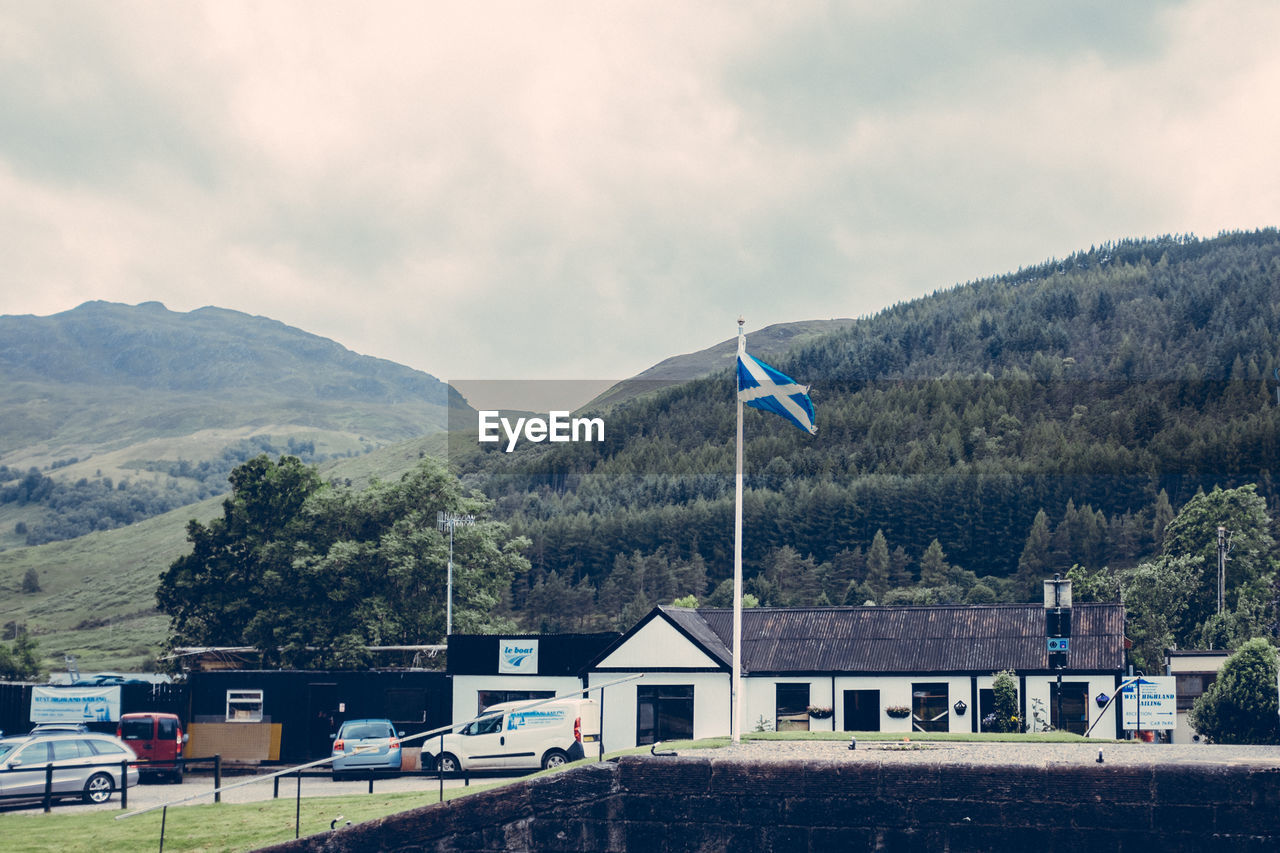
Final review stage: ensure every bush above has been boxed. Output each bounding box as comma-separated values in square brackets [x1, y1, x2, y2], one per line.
[990, 669, 1021, 733]
[1189, 638, 1280, 744]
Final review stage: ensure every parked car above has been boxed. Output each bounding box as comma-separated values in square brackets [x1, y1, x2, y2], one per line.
[329, 719, 403, 779]
[117, 712, 186, 783]
[0, 732, 139, 805]
[432, 697, 599, 774]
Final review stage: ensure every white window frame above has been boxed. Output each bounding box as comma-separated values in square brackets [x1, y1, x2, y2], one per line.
[225, 689, 264, 722]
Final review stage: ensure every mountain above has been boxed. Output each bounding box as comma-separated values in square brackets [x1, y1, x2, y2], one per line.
[452, 230, 1280, 633]
[586, 318, 857, 409]
[0, 301, 469, 548]
[6, 230, 1280, 672]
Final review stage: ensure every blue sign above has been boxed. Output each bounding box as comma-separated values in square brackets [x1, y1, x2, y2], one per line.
[1047, 637, 1070, 652]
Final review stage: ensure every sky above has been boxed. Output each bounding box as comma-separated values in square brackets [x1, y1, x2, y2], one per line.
[2, 1, 1279, 409]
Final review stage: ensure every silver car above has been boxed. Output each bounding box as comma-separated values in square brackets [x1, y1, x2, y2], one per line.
[0, 732, 139, 806]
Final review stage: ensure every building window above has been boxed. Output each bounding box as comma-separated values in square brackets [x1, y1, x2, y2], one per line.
[226, 689, 264, 722]
[911, 683, 949, 732]
[1175, 674, 1216, 712]
[386, 689, 428, 723]
[636, 685, 694, 745]
[477, 690, 555, 715]
[775, 683, 811, 732]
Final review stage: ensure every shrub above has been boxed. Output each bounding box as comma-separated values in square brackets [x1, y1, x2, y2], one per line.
[990, 669, 1020, 733]
[1189, 638, 1280, 744]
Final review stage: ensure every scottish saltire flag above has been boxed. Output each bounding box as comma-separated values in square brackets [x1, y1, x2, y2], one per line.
[737, 353, 817, 435]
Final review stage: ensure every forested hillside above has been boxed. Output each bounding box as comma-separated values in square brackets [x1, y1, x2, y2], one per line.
[454, 231, 1280, 634]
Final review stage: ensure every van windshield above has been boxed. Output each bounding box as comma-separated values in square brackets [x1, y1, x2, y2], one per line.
[462, 714, 503, 736]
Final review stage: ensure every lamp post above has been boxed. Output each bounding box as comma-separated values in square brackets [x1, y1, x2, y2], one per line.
[1044, 574, 1072, 732]
[437, 511, 476, 637]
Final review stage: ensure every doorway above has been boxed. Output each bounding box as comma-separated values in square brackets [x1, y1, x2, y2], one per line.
[842, 689, 880, 732]
[1050, 681, 1089, 735]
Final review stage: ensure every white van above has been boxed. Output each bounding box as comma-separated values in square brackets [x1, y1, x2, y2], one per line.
[432, 698, 600, 774]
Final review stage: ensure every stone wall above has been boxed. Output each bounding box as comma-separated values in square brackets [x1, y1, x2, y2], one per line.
[261, 755, 1280, 852]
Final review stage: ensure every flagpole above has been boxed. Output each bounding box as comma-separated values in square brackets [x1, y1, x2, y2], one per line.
[732, 316, 745, 745]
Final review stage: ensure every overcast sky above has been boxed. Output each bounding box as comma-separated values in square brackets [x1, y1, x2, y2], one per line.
[3, 1, 1278, 402]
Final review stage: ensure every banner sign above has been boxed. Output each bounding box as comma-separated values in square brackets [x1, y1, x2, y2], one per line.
[498, 639, 539, 674]
[30, 685, 122, 723]
[1120, 676, 1177, 730]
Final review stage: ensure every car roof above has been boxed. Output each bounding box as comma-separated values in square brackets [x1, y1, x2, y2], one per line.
[339, 718, 393, 725]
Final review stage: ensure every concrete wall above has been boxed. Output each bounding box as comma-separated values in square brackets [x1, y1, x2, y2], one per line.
[263, 754, 1280, 852]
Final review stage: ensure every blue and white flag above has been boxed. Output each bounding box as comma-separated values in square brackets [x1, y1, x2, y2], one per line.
[737, 352, 817, 435]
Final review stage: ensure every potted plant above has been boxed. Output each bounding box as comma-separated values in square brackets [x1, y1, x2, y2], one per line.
[807, 705, 833, 720]
[886, 705, 911, 719]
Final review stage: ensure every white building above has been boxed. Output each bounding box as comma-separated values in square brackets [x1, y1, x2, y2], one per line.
[446, 632, 619, 725]
[1165, 649, 1230, 744]
[588, 603, 1126, 751]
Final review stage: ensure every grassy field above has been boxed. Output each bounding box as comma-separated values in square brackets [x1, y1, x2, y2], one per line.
[0, 432, 447, 674]
[0, 732, 1112, 853]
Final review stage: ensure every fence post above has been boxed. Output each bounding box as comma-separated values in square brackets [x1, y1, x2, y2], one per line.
[273, 773, 280, 799]
[43, 763, 53, 813]
[213, 754, 222, 803]
[120, 760, 129, 809]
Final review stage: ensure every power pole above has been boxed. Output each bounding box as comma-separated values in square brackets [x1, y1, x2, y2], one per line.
[1217, 526, 1228, 616]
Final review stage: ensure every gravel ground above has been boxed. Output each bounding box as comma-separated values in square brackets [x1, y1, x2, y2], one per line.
[695, 739, 1280, 769]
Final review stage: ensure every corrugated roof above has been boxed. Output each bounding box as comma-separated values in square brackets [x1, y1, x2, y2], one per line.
[668, 603, 1124, 674]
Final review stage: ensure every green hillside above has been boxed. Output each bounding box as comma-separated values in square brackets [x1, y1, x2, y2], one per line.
[0, 301, 468, 548]
[0, 434, 450, 674]
[6, 231, 1280, 673]
[453, 231, 1280, 634]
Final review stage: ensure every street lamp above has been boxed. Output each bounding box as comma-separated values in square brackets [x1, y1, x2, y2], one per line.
[437, 511, 476, 637]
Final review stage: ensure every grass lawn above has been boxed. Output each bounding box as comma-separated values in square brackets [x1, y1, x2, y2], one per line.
[0, 785, 498, 853]
[0, 732, 1121, 852]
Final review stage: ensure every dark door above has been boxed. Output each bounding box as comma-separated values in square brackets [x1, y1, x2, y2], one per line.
[1050, 682, 1089, 735]
[307, 683, 339, 759]
[843, 690, 880, 732]
[636, 685, 693, 745]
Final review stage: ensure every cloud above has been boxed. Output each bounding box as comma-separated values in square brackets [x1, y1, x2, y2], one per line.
[1, 1, 1278, 390]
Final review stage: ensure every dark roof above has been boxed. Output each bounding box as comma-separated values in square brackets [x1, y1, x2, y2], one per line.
[636, 604, 1125, 675]
[447, 633, 621, 676]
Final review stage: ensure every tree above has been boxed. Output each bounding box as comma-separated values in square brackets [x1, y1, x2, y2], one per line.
[1122, 555, 1202, 672]
[21, 568, 40, 594]
[919, 540, 951, 587]
[157, 455, 527, 667]
[1161, 485, 1277, 637]
[1188, 638, 1280, 744]
[0, 632, 41, 681]
[864, 530, 891, 603]
[1014, 510, 1052, 600]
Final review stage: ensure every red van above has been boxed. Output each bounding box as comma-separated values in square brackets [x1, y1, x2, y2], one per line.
[117, 712, 186, 783]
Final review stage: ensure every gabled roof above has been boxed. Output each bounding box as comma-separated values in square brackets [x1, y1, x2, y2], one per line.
[591, 603, 1125, 675]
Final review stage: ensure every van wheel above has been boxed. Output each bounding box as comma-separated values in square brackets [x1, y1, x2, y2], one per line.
[436, 753, 460, 775]
[84, 773, 115, 804]
[541, 749, 569, 770]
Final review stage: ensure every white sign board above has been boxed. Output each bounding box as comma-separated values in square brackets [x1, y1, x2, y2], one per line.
[498, 639, 539, 674]
[30, 686, 122, 723]
[1120, 676, 1177, 729]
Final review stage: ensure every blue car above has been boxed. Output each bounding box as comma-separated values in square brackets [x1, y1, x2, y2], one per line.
[330, 719, 403, 779]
